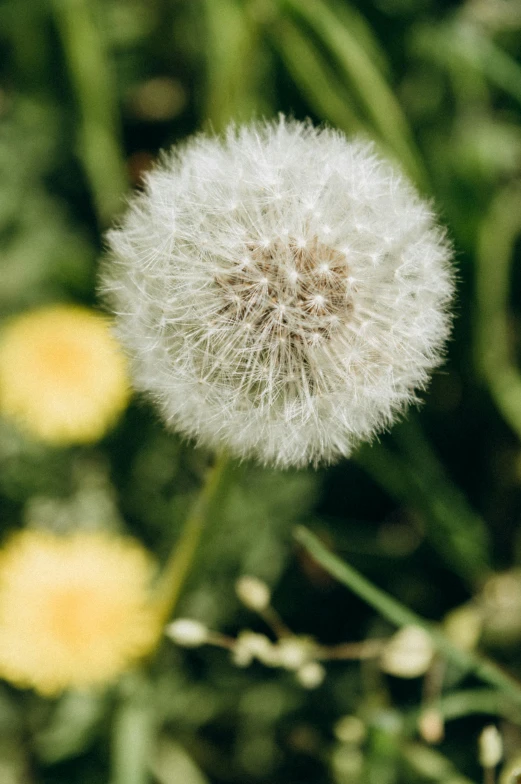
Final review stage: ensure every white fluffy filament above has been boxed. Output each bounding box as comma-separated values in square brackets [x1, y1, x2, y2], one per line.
[101, 118, 454, 467]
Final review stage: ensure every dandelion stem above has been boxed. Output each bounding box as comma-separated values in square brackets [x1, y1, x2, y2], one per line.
[155, 451, 230, 625]
[51, 0, 128, 225]
[295, 526, 521, 708]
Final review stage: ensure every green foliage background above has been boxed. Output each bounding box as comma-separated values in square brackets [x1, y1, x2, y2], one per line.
[1, 0, 521, 781]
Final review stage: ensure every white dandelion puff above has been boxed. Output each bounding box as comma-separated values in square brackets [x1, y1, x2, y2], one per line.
[101, 117, 453, 468]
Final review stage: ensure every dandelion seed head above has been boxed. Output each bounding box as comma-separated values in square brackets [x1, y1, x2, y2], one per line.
[101, 118, 453, 467]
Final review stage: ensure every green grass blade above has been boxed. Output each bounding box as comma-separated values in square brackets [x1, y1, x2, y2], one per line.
[475, 184, 521, 440]
[413, 18, 521, 108]
[269, 17, 364, 135]
[278, 0, 426, 187]
[111, 677, 156, 784]
[355, 434, 491, 589]
[392, 419, 491, 578]
[327, 0, 390, 76]
[51, 0, 128, 225]
[203, 0, 268, 130]
[294, 526, 521, 708]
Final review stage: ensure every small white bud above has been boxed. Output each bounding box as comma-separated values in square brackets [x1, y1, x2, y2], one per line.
[334, 716, 367, 745]
[232, 631, 277, 667]
[235, 576, 271, 612]
[481, 570, 521, 644]
[275, 636, 316, 671]
[380, 625, 434, 678]
[479, 725, 503, 769]
[165, 618, 208, 647]
[296, 661, 326, 689]
[418, 708, 444, 744]
[331, 745, 364, 779]
[444, 603, 483, 651]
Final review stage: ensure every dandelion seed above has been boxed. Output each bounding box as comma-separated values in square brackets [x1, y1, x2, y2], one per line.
[0, 305, 129, 445]
[0, 530, 159, 695]
[101, 117, 453, 467]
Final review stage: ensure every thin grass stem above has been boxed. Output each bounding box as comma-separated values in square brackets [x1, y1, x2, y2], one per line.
[295, 526, 521, 708]
[154, 451, 230, 625]
[51, 0, 128, 225]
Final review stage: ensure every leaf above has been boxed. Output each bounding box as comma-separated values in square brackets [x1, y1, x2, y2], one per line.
[294, 526, 521, 707]
[401, 742, 477, 784]
[270, 17, 364, 135]
[110, 676, 157, 784]
[278, 0, 426, 186]
[355, 427, 491, 590]
[151, 738, 209, 784]
[51, 0, 128, 224]
[474, 183, 521, 441]
[203, 0, 269, 129]
[412, 17, 521, 107]
[33, 690, 108, 764]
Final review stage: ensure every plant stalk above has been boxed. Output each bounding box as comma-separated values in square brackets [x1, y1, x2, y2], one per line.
[295, 526, 521, 707]
[155, 451, 230, 625]
[51, 0, 128, 225]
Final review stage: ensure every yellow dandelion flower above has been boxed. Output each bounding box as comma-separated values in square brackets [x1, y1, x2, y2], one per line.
[0, 304, 129, 444]
[0, 530, 160, 695]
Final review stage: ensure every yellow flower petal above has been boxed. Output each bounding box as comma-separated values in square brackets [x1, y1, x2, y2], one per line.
[0, 305, 129, 444]
[0, 530, 160, 695]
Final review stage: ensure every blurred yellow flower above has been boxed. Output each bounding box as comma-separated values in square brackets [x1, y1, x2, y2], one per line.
[0, 304, 129, 444]
[0, 530, 160, 695]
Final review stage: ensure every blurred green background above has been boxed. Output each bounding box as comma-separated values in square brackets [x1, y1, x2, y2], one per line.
[1, 0, 521, 782]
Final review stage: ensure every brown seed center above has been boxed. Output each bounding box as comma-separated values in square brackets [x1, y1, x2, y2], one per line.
[214, 236, 354, 344]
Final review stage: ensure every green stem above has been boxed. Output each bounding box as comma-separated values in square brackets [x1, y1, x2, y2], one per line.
[112, 675, 156, 784]
[270, 17, 364, 137]
[401, 742, 477, 784]
[155, 451, 230, 625]
[295, 527, 521, 707]
[51, 0, 128, 225]
[435, 689, 521, 725]
[203, 0, 262, 131]
[475, 183, 521, 441]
